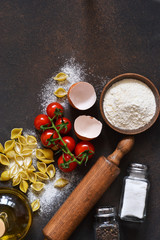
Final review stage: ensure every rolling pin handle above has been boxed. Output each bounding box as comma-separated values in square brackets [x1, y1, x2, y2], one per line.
[107, 136, 135, 166]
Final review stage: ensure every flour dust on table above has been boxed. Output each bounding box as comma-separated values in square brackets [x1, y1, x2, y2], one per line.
[30, 58, 110, 217]
[39, 57, 87, 113]
[23, 129, 83, 217]
[28, 167, 82, 218]
[26, 58, 87, 217]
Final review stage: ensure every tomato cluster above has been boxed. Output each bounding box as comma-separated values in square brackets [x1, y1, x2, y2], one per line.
[34, 102, 95, 172]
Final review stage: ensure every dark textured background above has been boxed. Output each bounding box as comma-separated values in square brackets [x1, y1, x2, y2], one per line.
[0, 0, 160, 239]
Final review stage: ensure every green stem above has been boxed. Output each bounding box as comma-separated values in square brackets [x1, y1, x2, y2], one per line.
[47, 117, 80, 166]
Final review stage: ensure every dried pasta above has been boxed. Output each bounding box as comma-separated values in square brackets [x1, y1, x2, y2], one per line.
[0, 143, 4, 153]
[15, 155, 24, 167]
[14, 142, 22, 154]
[20, 180, 29, 193]
[12, 174, 21, 186]
[20, 171, 28, 180]
[31, 182, 45, 191]
[31, 199, 40, 212]
[0, 128, 57, 195]
[36, 148, 54, 160]
[28, 172, 37, 183]
[36, 172, 49, 181]
[27, 165, 36, 172]
[6, 150, 16, 159]
[53, 72, 68, 81]
[21, 149, 32, 157]
[54, 87, 67, 98]
[9, 164, 19, 178]
[37, 161, 47, 173]
[0, 154, 10, 165]
[18, 136, 27, 145]
[0, 171, 10, 181]
[11, 128, 23, 139]
[26, 135, 37, 145]
[4, 140, 15, 153]
[54, 178, 69, 188]
[38, 158, 54, 164]
[23, 157, 32, 168]
[46, 164, 56, 178]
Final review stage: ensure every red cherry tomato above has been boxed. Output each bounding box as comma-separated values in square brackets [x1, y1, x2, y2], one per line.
[59, 136, 76, 152]
[75, 141, 95, 162]
[34, 114, 51, 131]
[55, 117, 72, 135]
[46, 102, 63, 119]
[41, 129, 59, 148]
[58, 154, 77, 172]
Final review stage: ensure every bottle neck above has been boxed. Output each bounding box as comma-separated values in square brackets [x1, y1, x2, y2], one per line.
[0, 212, 8, 237]
[95, 207, 117, 223]
[128, 163, 148, 179]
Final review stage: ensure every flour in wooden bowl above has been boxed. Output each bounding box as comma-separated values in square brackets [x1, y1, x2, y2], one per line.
[103, 79, 156, 130]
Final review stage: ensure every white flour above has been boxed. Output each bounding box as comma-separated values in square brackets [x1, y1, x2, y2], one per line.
[39, 57, 86, 113]
[28, 58, 109, 217]
[28, 168, 82, 218]
[103, 79, 156, 130]
[27, 58, 86, 216]
[23, 128, 83, 217]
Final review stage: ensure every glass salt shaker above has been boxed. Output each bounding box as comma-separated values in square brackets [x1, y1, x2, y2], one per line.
[119, 163, 150, 222]
[94, 207, 120, 240]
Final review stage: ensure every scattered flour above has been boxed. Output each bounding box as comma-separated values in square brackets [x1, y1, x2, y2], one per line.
[103, 79, 156, 130]
[23, 128, 83, 217]
[28, 168, 82, 217]
[26, 58, 109, 217]
[0, 128, 82, 218]
[1, 58, 109, 218]
[26, 58, 87, 217]
[39, 58, 87, 113]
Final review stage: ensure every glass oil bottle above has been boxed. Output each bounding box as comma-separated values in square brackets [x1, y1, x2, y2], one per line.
[0, 188, 32, 240]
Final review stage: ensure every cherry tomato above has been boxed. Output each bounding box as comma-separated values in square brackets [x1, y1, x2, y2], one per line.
[75, 141, 95, 162]
[55, 117, 72, 135]
[59, 136, 76, 152]
[58, 154, 77, 172]
[41, 129, 59, 148]
[46, 102, 63, 119]
[34, 114, 51, 131]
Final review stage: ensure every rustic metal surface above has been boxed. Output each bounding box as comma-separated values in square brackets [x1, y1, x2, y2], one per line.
[0, 0, 160, 239]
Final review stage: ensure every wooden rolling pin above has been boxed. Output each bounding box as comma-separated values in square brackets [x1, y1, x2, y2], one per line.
[43, 136, 134, 240]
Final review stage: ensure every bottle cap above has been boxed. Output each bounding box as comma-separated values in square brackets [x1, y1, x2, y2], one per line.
[96, 207, 116, 218]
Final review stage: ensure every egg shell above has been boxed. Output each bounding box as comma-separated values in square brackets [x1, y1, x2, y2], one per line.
[74, 115, 102, 140]
[67, 82, 78, 108]
[68, 82, 97, 110]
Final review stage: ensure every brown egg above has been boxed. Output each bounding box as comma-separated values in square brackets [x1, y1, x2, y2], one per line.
[68, 82, 97, 110]
[74, 115, 102, 141]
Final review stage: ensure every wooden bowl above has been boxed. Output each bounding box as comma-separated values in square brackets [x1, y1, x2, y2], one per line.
[100, 73, 160, 135]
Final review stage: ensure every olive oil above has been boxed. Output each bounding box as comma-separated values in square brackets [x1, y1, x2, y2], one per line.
[0, 188, 32, 240]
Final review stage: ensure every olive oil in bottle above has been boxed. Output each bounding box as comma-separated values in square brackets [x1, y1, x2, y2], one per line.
[0, 188, 32, 240]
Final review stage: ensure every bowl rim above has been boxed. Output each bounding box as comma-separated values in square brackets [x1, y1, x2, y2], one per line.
[100, 73, 160, 135]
